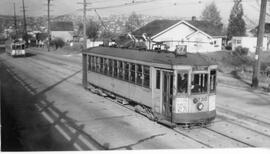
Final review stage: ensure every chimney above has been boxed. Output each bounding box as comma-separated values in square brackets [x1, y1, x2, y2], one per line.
[191, 16, 196, 21]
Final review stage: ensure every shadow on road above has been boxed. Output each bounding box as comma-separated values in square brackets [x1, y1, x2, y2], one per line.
[1, 63, 106, 151]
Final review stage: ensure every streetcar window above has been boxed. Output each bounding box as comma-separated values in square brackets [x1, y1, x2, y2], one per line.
[177, 73, 188, 93]
[95, 57, 100, 73]
[88, 55, 91, 71]
[130, 63, 136, 83]
[109, 59, 113, 76]
[136, 64, 142, 86]
[156, 70, 160, 89]
[104, 58, 108, 75]
[210, 70, 216, 93]
[95, 57, 98, 72]
[100, 58, 104, 73]
[92, 56, 96, 71]
[143, 66, 150, 88]
[118, 61, 123, 79]
[124, 62, 130, 81]
[22, 44, 25, 49]
[12, 45, 16, 50]
[113, 60, 118, 77]
[191, 73, 208, 94]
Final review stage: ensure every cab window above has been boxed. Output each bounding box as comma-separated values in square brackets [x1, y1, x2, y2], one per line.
[177, 73, 188, 93]
[191, 73, 208, 94]
[210, 70, 216, 93]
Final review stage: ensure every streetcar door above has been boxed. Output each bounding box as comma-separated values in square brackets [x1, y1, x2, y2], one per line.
[162, 71, 173, 120]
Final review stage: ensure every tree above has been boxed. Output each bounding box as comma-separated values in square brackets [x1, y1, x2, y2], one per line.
[201, 1, 222, 26]
[227, 1, 246, 40]
[86, 20, 100, 42]
[125, 12, 142, 33]
[100, 30, 116, 40]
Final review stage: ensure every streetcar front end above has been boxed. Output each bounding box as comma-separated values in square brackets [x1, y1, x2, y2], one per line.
[172, 65, 217, 124]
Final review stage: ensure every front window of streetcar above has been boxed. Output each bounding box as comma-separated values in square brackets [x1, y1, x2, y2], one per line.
[191, 73, 208, 94]
[177, 73, 188, 94]
[210, 70, 217, 93]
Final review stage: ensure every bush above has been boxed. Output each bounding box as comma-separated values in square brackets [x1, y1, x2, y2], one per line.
[51, 37, 65, 49]
[234, 46, 249, 56]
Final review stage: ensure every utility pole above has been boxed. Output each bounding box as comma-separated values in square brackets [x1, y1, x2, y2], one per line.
[13, 3, 17, 38]
[22, 0, 28, 45]
[78, 0, 90, 88]
[47, 0, 51, 52]
[83, 0, 87, 50]
[78, 0, 91, 49]
[252, 0, 267, 88]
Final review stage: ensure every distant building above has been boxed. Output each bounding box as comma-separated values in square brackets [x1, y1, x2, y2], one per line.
[50, 21, 74, 42]
[132, 18, 224, 53]
[231, 36, 268, 53]
[250, 23, 270, 50]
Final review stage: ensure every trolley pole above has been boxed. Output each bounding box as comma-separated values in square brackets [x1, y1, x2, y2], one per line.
[47, 0, 51, 52]
[252, 0, 267, 88]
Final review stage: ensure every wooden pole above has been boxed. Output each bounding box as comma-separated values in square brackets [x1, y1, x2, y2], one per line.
[13, 3, 17, 38]
[252, 0, 267, 88]
[82, 0, 88, 88]
[22, 0, 27, 45]
[47, 0, 51, 51]
[83, 0, 87, 49]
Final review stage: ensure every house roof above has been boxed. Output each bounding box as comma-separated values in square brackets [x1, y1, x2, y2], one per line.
[51, 21, 74, 31]
[82, 47, 215, 66]
[186, 20, 223, 36]
[132, 19, 223, 38]
[132, 20, 180, 38]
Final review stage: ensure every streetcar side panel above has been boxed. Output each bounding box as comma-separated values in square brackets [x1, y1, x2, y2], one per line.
[87, 71, 153, 107]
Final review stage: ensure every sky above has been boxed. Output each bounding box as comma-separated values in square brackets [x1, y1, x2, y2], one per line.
[0, 0, 267, 27]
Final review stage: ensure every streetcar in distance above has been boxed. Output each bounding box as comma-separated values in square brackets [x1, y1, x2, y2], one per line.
[6, 40, 26, 57]
[82, 47, 217, 126]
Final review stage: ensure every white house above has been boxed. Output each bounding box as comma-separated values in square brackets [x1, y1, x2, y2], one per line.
[132, 19, 224, 53]
[50, 21, 74, 42]
[231, 36, 268, 53]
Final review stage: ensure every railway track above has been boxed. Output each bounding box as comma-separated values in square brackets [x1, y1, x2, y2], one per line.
[1, 50, 270, 148]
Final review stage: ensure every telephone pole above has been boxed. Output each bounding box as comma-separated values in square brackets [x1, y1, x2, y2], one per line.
[78, 0, 90, 88]
[83, 0, 87, 50]
[13, 3, 17, 38]
[252, 0, 267, 88]
[47, 0, 51, 51]
[78, 0, 91, 49]
[22, 0, 28, 45]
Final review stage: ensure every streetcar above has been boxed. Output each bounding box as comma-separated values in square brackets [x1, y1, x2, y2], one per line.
[82, 47, 217, 125]
[6, 40, 26, 57]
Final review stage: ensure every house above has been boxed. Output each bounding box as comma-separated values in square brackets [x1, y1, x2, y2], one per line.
[132, 19, 224, 53]
[50, 21, 74, 42]
[250, 23, 270, 50]
[231, 36, 268, 53]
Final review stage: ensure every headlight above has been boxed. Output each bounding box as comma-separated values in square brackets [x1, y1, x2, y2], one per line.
[197, 103, 204, 111]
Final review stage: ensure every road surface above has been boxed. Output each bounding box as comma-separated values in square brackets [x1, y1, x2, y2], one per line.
[1, 48, 270, 151]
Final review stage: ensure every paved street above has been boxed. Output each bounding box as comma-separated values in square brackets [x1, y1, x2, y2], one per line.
[1, 48, 270, 151]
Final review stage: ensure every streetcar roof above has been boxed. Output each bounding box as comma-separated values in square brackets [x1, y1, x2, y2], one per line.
[83, 47, 216, 66]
